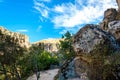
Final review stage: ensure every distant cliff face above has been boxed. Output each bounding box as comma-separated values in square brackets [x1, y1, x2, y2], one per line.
[32, 39, 62, 53]
[0, 26, 61, 53]
[0, 27, 30, 48]
[0, 26, 30, 63]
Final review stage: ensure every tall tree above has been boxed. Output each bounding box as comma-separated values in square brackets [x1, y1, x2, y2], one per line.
[59, 31, 75, 60]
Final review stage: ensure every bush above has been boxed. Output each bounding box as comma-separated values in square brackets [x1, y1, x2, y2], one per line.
[18, 51, 59, 79]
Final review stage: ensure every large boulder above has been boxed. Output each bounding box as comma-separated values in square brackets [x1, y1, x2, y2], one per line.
[56, 0, 120, 80]
[73, 24, 119, 54]
[107, 21, 120, 43]
[55, 24, 120, 80]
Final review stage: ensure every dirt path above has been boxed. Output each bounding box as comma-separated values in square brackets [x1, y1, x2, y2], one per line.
[27, 69, 59, 80]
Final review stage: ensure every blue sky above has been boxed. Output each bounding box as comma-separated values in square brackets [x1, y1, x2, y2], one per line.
[0, 0, 117, 42]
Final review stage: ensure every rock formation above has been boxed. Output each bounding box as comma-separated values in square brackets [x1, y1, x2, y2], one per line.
[55, 0, 120, 80]
[108, 21, 120, 43]
[0, 26, 30, 65]
[0, 26, 30, 56]
[56, 24, 120, 80]
[73, 24, 119, 54]
[100, 8, 117, 30]
[32, 39, 62, 53]
[0, 27, 30, 48]
[100, 5, 120, 43]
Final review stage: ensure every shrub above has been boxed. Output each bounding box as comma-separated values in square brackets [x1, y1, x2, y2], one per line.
[18, 51, 59, 79]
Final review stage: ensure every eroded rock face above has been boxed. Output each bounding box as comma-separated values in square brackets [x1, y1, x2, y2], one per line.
[0, 27, 30, 48]
[73, 24, 119, 54]
[108, 21, 120, 43]
[0, 27, 30, 64]
[104, 8, 117, 22]
[33, 39, 62, 53]
[100, 8, 117, 30]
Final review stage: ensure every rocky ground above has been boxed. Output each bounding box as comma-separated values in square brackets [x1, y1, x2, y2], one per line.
[27, 69, 59, 80]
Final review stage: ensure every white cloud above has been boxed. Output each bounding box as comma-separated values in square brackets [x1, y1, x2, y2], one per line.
[33, 0, 118, 28]
[36, 26, 42, 32]
[33, 0, 51, 18]
[52, 0, 118, 28]
[16, 29, 28, 32]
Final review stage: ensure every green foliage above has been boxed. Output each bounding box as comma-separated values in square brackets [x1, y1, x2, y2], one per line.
[18, 50, 59, 79]
[0, 39, 27, 80]
[0, 40, 59, 80]
[59, 31, 75, 60]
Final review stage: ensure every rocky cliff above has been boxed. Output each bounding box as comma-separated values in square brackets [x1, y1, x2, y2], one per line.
[0, 26, 30, 65]
[0, 26, 61, 54]
[32, 39, 62, 53]
[56, 0, 120, 80]
[0, 27, 30, 48]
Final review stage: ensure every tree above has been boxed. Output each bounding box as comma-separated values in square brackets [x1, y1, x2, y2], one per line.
[59, 31, 75, 61]
[0, 35, 27, 80]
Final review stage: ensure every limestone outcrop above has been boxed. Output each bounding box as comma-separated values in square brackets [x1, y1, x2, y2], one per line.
[32, 39, 62, 53]
[0, 26, 30, 65]
[0, 27, 30, 48]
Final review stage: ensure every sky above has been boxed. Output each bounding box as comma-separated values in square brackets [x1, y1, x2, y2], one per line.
[0, 0, 118, 42]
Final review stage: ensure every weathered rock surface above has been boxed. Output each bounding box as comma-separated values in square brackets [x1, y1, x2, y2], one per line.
[73, 24, 119, 54]
[57, 57, 80, 80]
[0, 27, 30, 64]
[100, 8, 117, 30]
[104, 8, 117, 22]
[56, 57, 89, 80]
[32, 39, 62, 53]
[107, 21, 120, 43]
[0, 27, 30, 48]
[56, 23, 120, 80]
